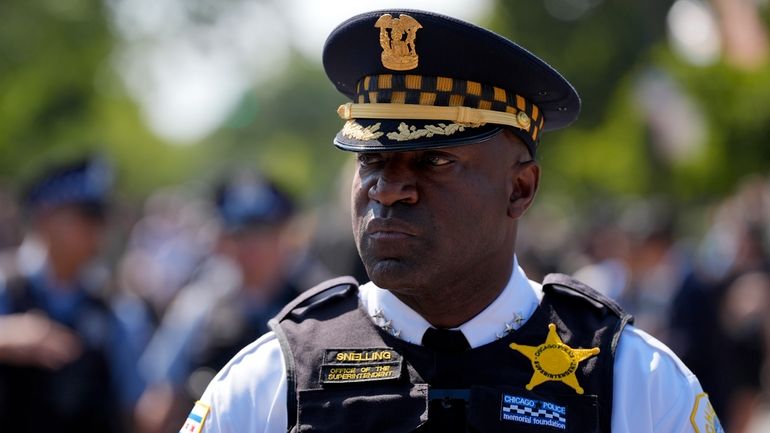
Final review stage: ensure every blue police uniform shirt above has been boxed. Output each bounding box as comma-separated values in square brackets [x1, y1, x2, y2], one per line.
[0, 271, 9, 314]
[184, 256, 721, 433]
[0, 257, 146, 408]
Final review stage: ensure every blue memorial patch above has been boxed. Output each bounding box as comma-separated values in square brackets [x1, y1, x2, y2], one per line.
[500, 393, 567, 430]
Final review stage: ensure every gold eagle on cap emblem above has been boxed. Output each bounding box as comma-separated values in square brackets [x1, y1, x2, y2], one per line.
[375, 14, 422, 71]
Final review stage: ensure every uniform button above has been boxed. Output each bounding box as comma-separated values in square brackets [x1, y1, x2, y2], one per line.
[517, 111, 531, 129]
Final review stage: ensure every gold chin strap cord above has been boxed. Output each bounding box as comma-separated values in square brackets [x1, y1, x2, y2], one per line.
[337, 102, 532, 130]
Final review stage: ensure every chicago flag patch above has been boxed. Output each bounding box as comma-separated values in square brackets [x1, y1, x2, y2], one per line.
[180, 401, 210, 433]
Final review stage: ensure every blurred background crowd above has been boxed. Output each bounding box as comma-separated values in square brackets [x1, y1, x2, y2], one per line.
[1, 0, 770, 432]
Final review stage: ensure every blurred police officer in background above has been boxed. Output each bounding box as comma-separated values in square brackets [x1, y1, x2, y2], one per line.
[138, 169, 327, 433]
[669, 179, 770, 433]
[181, 9, 723, 433]
[0, 156, 142, 433]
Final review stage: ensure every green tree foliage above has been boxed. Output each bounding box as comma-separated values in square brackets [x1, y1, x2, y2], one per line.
[211, 56, 352, 204]
[0, 0, 210, 200]
[0, 0, 111, 176]
[489, 0, 770, 205]
[3, 0, 770, 209]
[660, 50, 770, 197]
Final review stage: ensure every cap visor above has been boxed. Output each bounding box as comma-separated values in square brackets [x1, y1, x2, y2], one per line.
[334, 118, 505, 152]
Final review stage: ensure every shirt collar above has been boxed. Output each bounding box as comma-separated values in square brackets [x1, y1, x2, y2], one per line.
[359, 256, 544, 348]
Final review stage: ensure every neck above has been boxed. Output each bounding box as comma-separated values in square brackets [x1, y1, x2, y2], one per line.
[392, 253, 515, 328]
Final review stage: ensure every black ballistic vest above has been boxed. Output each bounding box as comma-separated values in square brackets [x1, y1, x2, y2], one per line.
[270, 275, 632, 433]
[0, 276, 122, 433]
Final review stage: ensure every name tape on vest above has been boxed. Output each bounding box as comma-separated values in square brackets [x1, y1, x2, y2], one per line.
[321, 348, 403, 384]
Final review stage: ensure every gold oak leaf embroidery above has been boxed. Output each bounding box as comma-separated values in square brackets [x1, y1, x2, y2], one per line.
[342, 120, 384, 141]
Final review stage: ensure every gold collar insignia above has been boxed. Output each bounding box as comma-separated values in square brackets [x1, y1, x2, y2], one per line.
[374, 14, 422, 71]
[509, 323, 600, 394]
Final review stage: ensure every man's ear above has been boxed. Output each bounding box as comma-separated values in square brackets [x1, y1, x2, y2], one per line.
[507, 160, 539, 219]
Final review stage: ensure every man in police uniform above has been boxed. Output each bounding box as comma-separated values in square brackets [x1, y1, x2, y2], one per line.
[0, 156, 141, 432]
[181, 10, 722, 433]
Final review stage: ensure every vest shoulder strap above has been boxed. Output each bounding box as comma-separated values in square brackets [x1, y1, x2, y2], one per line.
[271, 275, 359, 323]
[268, 276, 359, 433]
[542, 272, 632, 322]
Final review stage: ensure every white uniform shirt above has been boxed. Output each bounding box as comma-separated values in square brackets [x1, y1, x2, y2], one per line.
[190, 258, 716, 433]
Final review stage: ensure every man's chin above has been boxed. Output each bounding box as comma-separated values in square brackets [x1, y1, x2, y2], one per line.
[365, 257, 423, 289]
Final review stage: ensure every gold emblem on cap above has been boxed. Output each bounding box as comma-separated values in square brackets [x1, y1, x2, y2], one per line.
[517, 111, 531, 130]
[509, 323, 600, 394]
[375, 14, 422, 71]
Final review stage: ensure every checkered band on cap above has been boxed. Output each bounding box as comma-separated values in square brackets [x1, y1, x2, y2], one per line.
[355, 74, 545, 142]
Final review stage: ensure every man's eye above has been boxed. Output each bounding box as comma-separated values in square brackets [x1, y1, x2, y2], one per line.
[423, 154, 453, 166]
[358, 153, 384, 166]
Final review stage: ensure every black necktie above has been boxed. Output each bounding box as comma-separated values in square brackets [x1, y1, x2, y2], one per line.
[421, 327, 471, 353]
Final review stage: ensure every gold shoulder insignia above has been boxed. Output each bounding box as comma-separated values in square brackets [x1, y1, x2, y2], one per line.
[509, 323, 600, 394]
[374, 14, 422, 71]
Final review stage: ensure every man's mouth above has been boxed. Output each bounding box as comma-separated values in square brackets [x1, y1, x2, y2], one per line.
[365, 218, 418, 239]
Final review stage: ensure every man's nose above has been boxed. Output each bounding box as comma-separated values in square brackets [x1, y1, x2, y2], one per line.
[368, 171, 418, 206]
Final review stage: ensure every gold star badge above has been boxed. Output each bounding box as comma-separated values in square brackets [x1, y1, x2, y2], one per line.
[509, 323, 600, 394]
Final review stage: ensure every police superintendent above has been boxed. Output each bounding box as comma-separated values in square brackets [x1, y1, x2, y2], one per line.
[181, 9, 722, 433]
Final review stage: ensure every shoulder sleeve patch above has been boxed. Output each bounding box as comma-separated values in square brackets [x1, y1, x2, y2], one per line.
[690, 393, 724, 433]
[180, 400, 211, 433]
